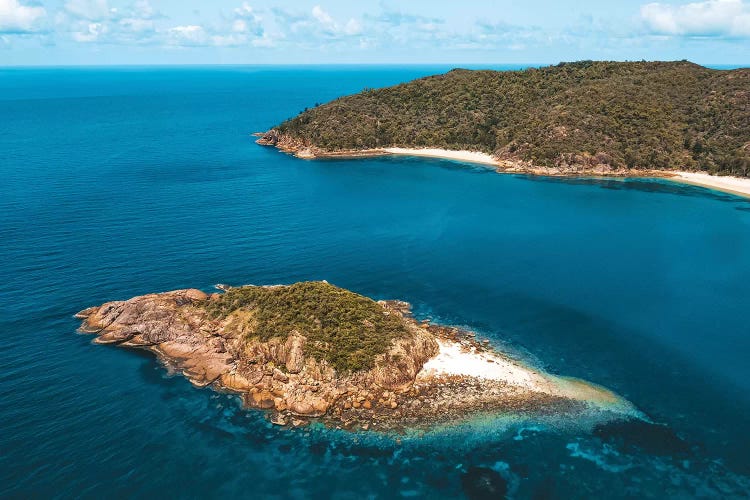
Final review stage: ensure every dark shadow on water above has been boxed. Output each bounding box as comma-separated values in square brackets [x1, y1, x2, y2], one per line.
[191, 420, 237, 441]
[315, 155, 497, 175]
[461, 466, 508, 500]
[593, 419, 692, 457]
[256, 150, 750, 209]
[513, 174, 750, 204]
[312, 155, 750, 209]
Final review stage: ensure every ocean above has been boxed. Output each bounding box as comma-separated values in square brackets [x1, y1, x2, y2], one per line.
[1, 66, 749, 498]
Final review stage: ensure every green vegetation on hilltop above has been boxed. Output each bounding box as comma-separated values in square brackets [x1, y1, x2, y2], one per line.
[204, 281, 410, 372]
[275, 61, 750, 176]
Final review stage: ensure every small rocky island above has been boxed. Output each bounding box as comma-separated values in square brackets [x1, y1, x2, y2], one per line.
[77, 282, 632, 431]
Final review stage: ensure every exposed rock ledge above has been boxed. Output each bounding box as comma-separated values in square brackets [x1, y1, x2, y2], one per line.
[254, 129, 673, 179]
[76, 281, 634, 431]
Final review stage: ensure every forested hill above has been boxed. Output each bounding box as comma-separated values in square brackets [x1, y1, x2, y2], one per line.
[272, 61, 749, 176]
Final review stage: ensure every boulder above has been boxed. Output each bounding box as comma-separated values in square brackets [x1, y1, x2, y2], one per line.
[284, 335, 306, 374]
[249, 390, 276, 410]
[184, 289, 209, 301]
[255, 129, 280, 146]
[273, 368, 289, 383]
[220, 372, 255, 392]
[289, 396, 329, 417]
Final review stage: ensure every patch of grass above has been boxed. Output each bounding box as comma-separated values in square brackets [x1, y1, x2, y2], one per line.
[204, 282, 410, 373]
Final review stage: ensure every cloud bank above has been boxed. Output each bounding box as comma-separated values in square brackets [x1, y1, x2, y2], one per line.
[641, 0, 750, 38]
[0, 0, 46, 33]
[1, 1, 748, 62]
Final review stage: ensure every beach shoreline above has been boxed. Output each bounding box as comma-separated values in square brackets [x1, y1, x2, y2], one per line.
[384, 147, 499, 166]
[668, 171, 750, 199]
[343, 147, 750, 200]
[417, 338, 627, 408]
[255, 133, 750, 200]
[383, 147, 750, 198]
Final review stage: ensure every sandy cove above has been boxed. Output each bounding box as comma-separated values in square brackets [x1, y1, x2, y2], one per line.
[669, 171, 750, 199]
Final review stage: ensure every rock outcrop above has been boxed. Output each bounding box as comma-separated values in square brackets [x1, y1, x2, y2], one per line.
[256, 129, 389, 161]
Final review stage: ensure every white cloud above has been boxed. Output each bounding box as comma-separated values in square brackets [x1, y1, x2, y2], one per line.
[312, 5, 333, 26]
[168, 26, 255, 48]
[162, 3, 269, 47]
[0, 0, 46, 33]
[357, 10, 453, 48]
[22, 0, 744, 60]
[62, 0, 160, 44]
[65, 0, 113, 22]
[234, 2, 259, 21]
[168, 24, 208, 46]
[311, 6, 359, 37]
[228, 2, 263, 36]
[72, 21, 106, 42]
[269, 4, 368, 45]
[344, 18, 361, 35]
[641, 0, 750, 37]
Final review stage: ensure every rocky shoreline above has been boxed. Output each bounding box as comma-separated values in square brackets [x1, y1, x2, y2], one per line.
[77, 282, 633, 432]
[254, 129, 674, 179]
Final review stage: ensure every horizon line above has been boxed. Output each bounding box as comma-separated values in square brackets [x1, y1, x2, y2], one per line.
[1, 61, 747, 70]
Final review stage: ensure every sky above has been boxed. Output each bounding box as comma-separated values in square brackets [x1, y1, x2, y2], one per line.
[0, 0, 748, 65]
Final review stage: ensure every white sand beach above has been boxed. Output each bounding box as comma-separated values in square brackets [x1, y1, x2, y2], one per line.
[670, 171, 750, 199]
[417, 338, 632, 409]
[384, 147, 499, 166]
[417, 339, 546, 390]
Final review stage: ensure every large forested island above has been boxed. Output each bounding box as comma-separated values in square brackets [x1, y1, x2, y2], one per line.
[77, 282, 635, 431]
[258, 61, 749, 177]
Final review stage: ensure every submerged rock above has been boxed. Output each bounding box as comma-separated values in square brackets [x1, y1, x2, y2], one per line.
[593, 418, 691, 456]
[76, 281, 635, 431]
[461, 466, 508, 500]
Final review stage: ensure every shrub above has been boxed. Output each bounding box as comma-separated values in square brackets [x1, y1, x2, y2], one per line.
[204, 282, 410, 373]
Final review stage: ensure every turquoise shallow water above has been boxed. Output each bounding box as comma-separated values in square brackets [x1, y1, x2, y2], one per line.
[1, 66, 750, 498]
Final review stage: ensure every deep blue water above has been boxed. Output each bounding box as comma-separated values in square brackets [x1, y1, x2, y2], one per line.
[1, 66, 749, 499]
